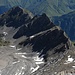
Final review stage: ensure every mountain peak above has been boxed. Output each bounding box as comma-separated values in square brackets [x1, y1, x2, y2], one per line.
[0, 6, 33, 28]
[0, 6, 74, 75]
[7, 6, 25, 16]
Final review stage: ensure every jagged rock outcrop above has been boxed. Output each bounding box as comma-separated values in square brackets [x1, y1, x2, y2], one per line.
[0, 6, 73, 59]
[0, 6, 75, 75]
[18, 25, 72, 61]
[0, 6, 33, 28]
[13, 13, 54, 38]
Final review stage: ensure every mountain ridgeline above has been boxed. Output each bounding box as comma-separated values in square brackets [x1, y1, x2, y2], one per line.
[0, 6, 73, 62]
[52, 11, 75, 41]
[0, 6, 75, 75]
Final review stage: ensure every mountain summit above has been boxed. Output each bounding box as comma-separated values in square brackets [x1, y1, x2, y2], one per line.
[0, 6, 33, 28]
[0, 6, 75, 75]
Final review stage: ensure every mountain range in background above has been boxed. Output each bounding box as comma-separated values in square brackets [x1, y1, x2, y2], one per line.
[0, 0, 75, 17]
[52, 11, 75, 41]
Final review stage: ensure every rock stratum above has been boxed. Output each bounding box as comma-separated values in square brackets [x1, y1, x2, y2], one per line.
[0, 6, 75, 75]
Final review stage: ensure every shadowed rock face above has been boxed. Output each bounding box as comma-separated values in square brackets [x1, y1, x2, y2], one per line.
[0, 6, 32, 28]
[19, 25, 72, 60]
[13, 13, 54, 38]
[0, 6, 74, 75]
[0, 6, 73, 61]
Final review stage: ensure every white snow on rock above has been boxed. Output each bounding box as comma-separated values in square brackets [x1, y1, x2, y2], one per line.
[31, 65, 40, 73]
[17, 48, 22, 51]
[3, 32, 8, 36]
[33, 56, 44, 62]
[72, 66, 75, 68]
[12, 61, 20, 65]
[21, 55, 27, 58]
[33, 56, 44, 65]
[68, 55, 71, 58]
[67, 57, 74, 62]
[30, 35, 34, 39]
[30, 55, 44, 73]
[15, 52, 27, 55]
[9, 45, 16, 48]
[22, 67, 25, 70]
[64, 55, 74, 64]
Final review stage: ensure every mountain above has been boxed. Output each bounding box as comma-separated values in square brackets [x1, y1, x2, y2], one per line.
[0, 6, 33, 27]
[0, 0, 75, 17]
[0, 6, 75, 75]
[52, 11, 75, 41]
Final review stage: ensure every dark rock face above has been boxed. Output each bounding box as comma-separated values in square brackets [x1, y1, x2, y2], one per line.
[52, 11, 75, 41]
[13, 13, 54, 39]
[19, 26, 72, 61]
[0, 6, 73, 61]
[0, 6, 32, 28]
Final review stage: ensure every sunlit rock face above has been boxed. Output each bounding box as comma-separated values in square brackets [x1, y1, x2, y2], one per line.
[0, 6, 75, 75]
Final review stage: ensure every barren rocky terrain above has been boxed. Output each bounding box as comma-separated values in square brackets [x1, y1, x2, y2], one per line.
[0, 6, 75, 75]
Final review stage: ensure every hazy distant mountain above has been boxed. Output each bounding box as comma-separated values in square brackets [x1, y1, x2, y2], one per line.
[52, 11, 75, 41]
[0, 6, 9, 14]
[0, 0, 75, 17]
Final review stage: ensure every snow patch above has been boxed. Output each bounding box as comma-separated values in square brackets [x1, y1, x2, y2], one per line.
[3, 32, 8, 36]
[15, 52, 27, 55]
[30, 35, 34, 39]
[21, 55, 27, 58]
[35, 61, 44, 65]
[17, 48, 22, 51]
[33, 56, 44, 62]
[31, 65, 40, 73]
[30, 55, 44, 73]
[64, 55, 74, 64]
[67, 57, 74, 62]
[9, 45, 16, 48]
[33, 56, 44, 64]
[68, 55, 71, 58]
[12, 61, 20, 64]
[22, 67, 25, 69]
[72, 66, 75, 68]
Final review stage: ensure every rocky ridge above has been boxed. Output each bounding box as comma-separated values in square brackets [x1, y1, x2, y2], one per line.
[0, 6, 74, 75]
